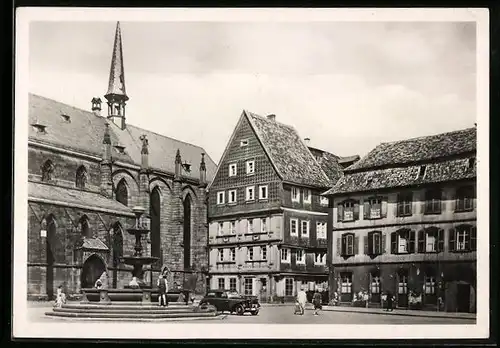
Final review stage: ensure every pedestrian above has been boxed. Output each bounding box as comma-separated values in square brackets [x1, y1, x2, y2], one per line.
[53, 285, 66, 308]
[296, 286, 308, 315]
[157, 274, 168, 307]
[312, 288, 322, 316]
[386, 291, 394, 312]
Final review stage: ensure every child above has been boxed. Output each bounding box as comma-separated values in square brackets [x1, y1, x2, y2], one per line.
[53, 285, 66, 308]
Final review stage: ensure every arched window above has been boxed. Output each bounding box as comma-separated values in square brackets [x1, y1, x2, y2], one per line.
[115, 179, 128, 206]
[183, 194, 192, 270]
[111, 223, 124, 288]
[41, 160, 54, 182]
[76, 165, 87, 189]
[150, 187, 161, 265]
[79, 215, 92, 238]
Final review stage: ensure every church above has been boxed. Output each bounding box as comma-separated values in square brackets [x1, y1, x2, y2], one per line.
[27, 22, 216, 300]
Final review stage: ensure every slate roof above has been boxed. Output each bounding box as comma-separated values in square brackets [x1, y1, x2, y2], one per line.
[324, 127, 477, 196]
[324, 158, 476, 195]
[28, 181, 134, 215]
[346, 127, 476, 172]
[307, 146, 344, 185]
[29, 94, 217, 182]
[245, 111, 331, 188]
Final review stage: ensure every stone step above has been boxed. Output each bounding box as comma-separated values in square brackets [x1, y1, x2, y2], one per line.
[68, 303, 193, 310]
[45, 311, 219, 319]
[53, 307, 196, 315]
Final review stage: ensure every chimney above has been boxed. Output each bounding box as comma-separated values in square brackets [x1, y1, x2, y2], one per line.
[266, 114, 276, 121]
[304, 138, 311, 145]
[91, 97, 102, 117]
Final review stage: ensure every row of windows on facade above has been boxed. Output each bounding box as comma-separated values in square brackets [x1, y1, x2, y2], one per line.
[338, 225, 476, 257]
[337, 186, 475, 222]
[216, 277, 326, 296]
[338, 271, 438, 296]
[282, 279, 328, 297]
[216, 185, 329, 206]
[40, 159, 88, 189]
[217, 246, 327, 265]
[216, 218, 327, 239]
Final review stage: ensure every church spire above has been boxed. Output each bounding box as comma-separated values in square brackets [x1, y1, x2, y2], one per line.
[105, 21, 128, 130]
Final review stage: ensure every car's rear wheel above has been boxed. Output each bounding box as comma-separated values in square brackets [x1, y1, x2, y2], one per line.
[234, 304, 245, 315]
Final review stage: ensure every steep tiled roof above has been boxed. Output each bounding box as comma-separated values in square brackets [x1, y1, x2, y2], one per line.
[308, 147, 343, 185]
[324, 157, 476, 195]
[245, 111, 331, 188]
[28, 181, 134, 215]
[29, 94, 217, 181]
[346, 128, 477, 172]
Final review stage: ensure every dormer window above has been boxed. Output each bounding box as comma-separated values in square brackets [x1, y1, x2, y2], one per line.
[32, 124, 47, 134]
[417, 165, 427, 179]
[240, 139, 249, 147]
[114, 145, 126, 154]
[61, 114, 71, 122]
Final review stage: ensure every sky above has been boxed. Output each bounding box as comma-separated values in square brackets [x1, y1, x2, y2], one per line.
[28, 21, 476, 164]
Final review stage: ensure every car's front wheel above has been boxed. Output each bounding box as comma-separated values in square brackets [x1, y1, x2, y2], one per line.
[234, 304, 245, 315]
[251, 310, 259, 316]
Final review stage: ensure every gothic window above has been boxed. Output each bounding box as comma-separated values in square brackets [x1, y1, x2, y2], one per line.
[75, 165, 87, 189]
[41, 159, 54, 182]
[115, 179, 128, 206]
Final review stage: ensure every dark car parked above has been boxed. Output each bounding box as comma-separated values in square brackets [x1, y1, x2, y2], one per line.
[199, 290, 261, 315]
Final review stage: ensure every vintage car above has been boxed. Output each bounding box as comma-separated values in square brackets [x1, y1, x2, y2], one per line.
[198, 289, 261, 315]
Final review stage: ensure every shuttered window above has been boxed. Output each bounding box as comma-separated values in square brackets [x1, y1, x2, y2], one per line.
[338, 200, 360, 222]
[424, 189, 442, 214]
[390, 229, 415, 254]
[397, 192, 413, 216]
[366, 231, 383, 255]
[341, 233, 356, 256]
[451, 225, 476, 252]
[455, 186, 475, 212]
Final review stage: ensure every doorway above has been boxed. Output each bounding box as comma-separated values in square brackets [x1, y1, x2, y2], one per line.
[457, 283, 471, 313]
[81, 254, 106, 289]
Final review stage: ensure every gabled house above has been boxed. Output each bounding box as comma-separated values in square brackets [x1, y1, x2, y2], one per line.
[323, 127, 477, 313]
[207, 111, 346, 302]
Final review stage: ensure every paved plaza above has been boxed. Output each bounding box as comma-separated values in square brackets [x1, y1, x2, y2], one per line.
[29, 302, 475, 325]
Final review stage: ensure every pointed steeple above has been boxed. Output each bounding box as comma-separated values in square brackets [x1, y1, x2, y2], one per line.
[105, 21, 128, 130]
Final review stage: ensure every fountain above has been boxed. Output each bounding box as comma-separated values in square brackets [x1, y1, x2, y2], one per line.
[121, 206, 158, 289]
[44, 206, 222, 321]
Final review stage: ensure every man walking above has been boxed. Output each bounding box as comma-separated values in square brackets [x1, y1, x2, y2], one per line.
[157, 274, 168, 307]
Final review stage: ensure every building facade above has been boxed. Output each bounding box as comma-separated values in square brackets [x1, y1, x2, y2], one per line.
[324, 127, 477, 313]
[207, 111, 346, 302]
[27, 22, 216, 300]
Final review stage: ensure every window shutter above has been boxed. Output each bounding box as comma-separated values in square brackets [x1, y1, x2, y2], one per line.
[337, 204, 343, 222]
[409, 230, 416, 253]
[341, 235, 346, 256]
[382, 234, 387, 254]
[354, 236, 359, 255]
[437, 229, 444, 252]
[363, 201, 370, 219]
[336, 237, 341, 256]
[471, 226, 477, 251]
[381, 198, 388, 218]
[367, 232, 373, 255]
[353, 202, 360, 220]
[364, 235, 369, 255]
[449, 228, 456, 252]
[390, 232, 397, 254]
[417, 230, 425, 253]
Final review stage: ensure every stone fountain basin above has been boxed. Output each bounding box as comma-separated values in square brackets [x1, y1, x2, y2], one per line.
[121, 256, 159, 265]
[81, 288, 192, 303]
[126, 228, 151, 235]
